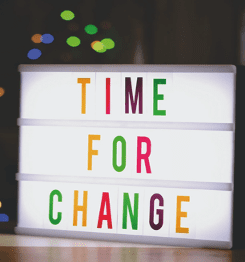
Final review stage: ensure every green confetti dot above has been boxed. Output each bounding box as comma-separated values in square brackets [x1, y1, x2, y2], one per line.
[61, 10, 75, 21]
[93, 42, 106, 53]
[66, 36, 80, 47]
[101, 38, 115, 49]
[84, 24, 98, 35]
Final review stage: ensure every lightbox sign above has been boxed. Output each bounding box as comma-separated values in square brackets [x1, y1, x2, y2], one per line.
[15, 65, 236, 249]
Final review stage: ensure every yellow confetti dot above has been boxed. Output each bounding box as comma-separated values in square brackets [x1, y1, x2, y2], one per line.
[91, 41, 100, 49]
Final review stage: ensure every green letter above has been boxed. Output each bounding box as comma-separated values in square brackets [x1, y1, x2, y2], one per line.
[122, 193, 139, 230]
[153, 79, 166, 116]
[113, 136, 126, 172]
[49, 189, 62, 225]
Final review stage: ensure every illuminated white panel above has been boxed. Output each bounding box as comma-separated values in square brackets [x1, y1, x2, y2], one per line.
[17, 65, 235, 248]
[95, 73, 122, 120]
[19, 126, 233, 183]
[194, 190, 233, 241]
[20, 72, 96, 120]
[17, 181, 232, 243]
[17, 181, 45, 229]
[171, 73, 235, 123]
[19, 66, 235, 123]
[146, 72, 235, 123]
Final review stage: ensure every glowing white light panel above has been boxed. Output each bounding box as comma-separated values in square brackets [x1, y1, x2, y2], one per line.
[16, 65, 236, 249]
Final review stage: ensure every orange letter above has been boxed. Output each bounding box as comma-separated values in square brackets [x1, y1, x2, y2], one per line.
[77, 78, 91, 114]
[88, 134, 101, 170]
[73, 190, 88, 227]
[176, 196, 190, 233]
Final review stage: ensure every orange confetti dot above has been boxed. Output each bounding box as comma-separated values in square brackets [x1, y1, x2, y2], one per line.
[0, 202, 2, 208]
[91, 41, 100, 49]
[31, 34, 42, 43]
[0, 87, 5, 97]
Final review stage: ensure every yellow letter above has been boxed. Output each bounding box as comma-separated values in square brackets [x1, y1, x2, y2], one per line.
[73, 190, 88, 227]
[77, 78, 90, 114]
[176, 196, 190, 233]
[88, 134, 101, 170]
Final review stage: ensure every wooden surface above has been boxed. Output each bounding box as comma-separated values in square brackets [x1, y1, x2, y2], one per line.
[0, 247, 237, 262]
[0, 234, 244, 261]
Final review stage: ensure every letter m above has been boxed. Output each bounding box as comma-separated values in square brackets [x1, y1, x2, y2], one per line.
[125, 77, 143, 114]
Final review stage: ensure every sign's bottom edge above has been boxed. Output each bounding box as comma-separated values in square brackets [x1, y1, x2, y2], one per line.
[14, 227, 232, 249]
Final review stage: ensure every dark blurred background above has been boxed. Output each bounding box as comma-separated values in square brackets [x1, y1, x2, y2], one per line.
[0, 0, 245, 248]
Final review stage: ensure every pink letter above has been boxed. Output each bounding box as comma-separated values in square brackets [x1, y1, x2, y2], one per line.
[137, 136, 152, 173]
[106, 78, 110, 114]
[97, 192, 112, 229]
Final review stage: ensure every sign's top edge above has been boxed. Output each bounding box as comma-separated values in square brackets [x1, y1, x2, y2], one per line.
[18, 64, 236, 73]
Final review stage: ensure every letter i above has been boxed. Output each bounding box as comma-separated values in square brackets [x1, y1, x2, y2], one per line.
[106, 78, 110, 114]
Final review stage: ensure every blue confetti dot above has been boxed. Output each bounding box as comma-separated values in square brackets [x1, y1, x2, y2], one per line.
[41, 34, 54, 44]
[27, 48, 42, 60]
[0, 214, 9, 222]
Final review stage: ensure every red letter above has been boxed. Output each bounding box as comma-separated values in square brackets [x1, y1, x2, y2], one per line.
[137, 136, 152, 173]
[97, 192, 112, 229]
[106, 78, 110, 114]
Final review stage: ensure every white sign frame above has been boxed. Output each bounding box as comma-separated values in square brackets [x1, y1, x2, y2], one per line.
[15, 64, 236, 249]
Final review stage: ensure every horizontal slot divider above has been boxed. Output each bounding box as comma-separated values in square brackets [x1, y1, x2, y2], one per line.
[16, 173, 233, 191]
[17, 118, 234, 131]
[18, 64, 236, 73]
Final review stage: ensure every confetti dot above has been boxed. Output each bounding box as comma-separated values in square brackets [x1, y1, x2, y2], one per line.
[84, 24, 98, 35]
[41, 34, 54, 44]
[66, 36, 80, 47]
[0, 88, 5, 97]
[31, 34, 42, 43]
[0, 214, 9, 222]
[93, 42, 106, 53]
[101, 38, 115, 49]
[61, 10, 75, 21]
[27, 48, 42, 60]
[91, 40, 100, 49]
